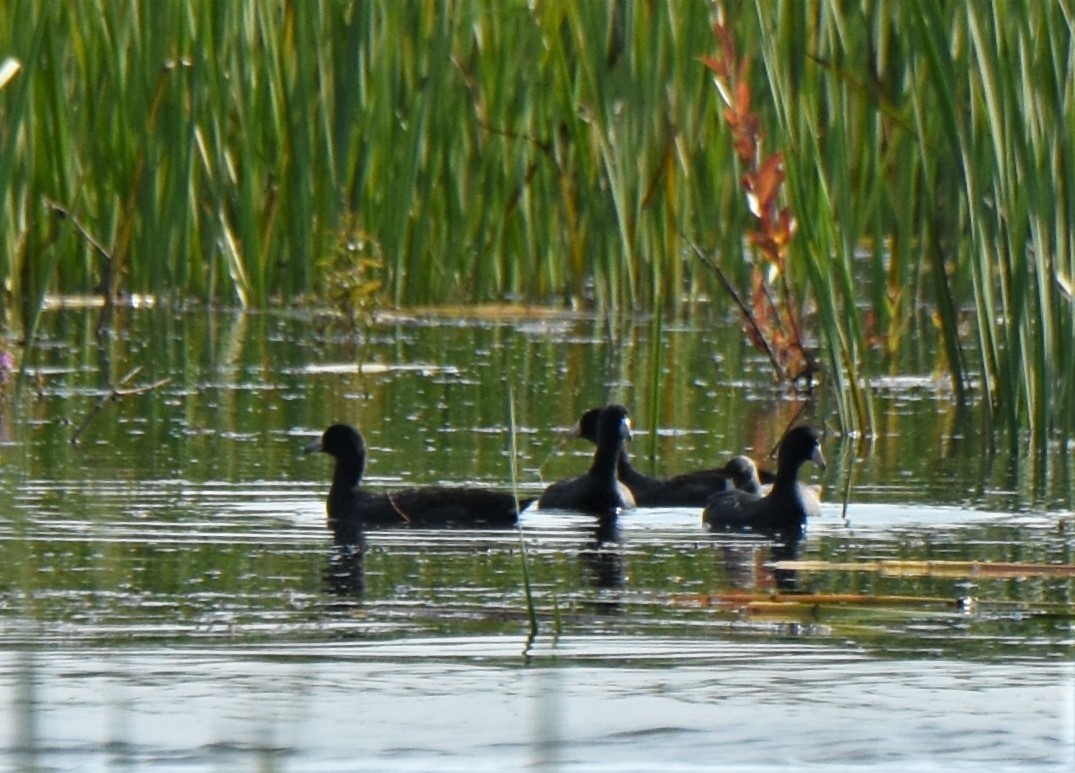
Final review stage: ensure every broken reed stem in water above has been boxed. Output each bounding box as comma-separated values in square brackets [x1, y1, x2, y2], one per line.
[770, 559, 1075, 580]
[675, 591, 960, 609]
[508, 388, 539, 642]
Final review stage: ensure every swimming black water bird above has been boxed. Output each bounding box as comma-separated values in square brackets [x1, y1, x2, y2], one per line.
[570, 407, 771, 507]
[538, 404, 635, 515]
[305, 423, 531, 544]
[703, 425, 825, 538]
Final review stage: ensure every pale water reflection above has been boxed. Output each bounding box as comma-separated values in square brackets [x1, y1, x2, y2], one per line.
[2, 643, 1071, 770]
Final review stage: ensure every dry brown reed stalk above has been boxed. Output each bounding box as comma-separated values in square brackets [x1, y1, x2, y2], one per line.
[700, 13, 818, 388]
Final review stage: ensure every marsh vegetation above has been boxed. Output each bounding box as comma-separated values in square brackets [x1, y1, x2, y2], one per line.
[0, 1, 1071, 443]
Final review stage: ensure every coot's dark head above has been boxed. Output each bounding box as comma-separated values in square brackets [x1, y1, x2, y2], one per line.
[596, 404, 632, 446]
[570, 407, 603, 443]
[305, 423, 366, 461]
[777, 426, 826, 473]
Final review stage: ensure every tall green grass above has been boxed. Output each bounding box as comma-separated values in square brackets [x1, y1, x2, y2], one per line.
[0, 1, 1071, 442]
[0, 1, 729, 311]
[738, 0, 1073, 442]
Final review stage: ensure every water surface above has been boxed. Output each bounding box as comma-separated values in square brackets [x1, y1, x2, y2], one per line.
[0, 306, 1071, 769]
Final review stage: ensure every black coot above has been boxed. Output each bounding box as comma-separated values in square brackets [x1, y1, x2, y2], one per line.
[538, 404, 635, 515]
[306, 424, 531, 544]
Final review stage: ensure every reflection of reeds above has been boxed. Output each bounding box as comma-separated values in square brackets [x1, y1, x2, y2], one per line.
[0, 3, 1071, 439]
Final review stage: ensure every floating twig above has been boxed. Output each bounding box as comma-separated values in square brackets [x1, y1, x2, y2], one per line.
[70, 366, 171, 445]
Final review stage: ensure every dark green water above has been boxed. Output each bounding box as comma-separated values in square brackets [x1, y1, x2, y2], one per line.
[0, 305, 1071, 770]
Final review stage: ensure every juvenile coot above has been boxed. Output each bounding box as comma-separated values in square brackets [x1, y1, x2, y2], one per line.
[635, 454, 769, 506]
[703, 425, 825, 538]
[538, 404, 635, 515]
[720, 455, 767, 495]
[305, 424, 531, 544]
[571, 408, 769, 507]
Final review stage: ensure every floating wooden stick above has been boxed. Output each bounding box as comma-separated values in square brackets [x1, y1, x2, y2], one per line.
[674, 590, 954, 608]
[69, 366, 171, 445]
[770, 559, 1075, 579]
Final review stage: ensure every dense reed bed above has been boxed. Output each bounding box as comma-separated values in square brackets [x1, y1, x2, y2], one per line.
[0, 1, 1071, 441]
[744, 0, 1075, 445]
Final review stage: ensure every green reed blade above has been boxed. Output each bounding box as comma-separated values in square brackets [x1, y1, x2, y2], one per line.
[508, 386, 538, 642]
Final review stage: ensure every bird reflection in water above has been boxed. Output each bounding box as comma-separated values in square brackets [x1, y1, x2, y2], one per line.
[578, 510, 625, 590]
[717, 534, 802, 593]
[323, 539, 366, 597]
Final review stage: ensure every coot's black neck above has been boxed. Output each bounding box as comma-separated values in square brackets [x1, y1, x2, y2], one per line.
[773, 457, 805, 491]
[590, 435, 623, 485]
[331, 451, 366, 495]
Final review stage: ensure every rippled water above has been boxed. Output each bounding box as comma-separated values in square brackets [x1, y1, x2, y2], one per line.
[4, 642, 1071, 770]
[0, 306, 1072, 770]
